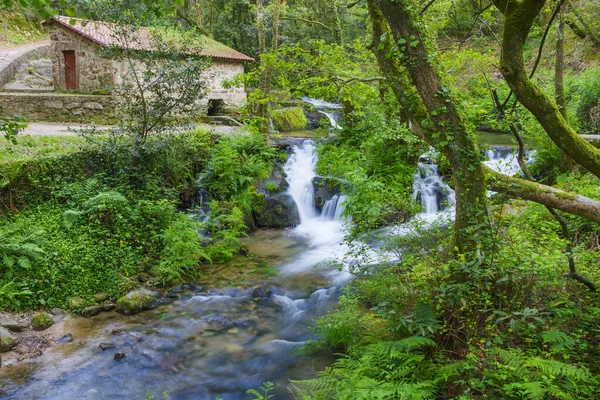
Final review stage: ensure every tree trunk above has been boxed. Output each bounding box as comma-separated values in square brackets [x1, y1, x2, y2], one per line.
[486, 166, 600, 224]
[494, 0, 600, 178]
[257, 0, 265, 54]
[568, 0, 600, 46]
[372, 0, 490, 254]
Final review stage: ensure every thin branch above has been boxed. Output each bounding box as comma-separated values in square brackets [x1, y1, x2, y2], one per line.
[420, 0, 437, 15]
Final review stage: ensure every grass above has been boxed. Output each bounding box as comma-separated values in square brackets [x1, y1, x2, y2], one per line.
[0, 135, 83, 163]
[0, 12, 46, 46]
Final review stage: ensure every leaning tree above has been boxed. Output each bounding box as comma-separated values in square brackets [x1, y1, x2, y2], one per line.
[366, 0, 600, 281]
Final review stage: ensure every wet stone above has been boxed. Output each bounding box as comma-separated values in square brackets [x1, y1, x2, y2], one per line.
[0, 316, 22, 332]
[99, 343, 116, 351]
[81, 305, 103, 318]
[114, 352, 126, 361]
[101, 303, 116, 312]
[252, 287, 272, 299]
[0, 327, 18, 352]
[56, 334, 73, 343]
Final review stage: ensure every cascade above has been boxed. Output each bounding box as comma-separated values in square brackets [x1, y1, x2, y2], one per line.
[412, 151, 455, 215]
[302, 96, 343, 130]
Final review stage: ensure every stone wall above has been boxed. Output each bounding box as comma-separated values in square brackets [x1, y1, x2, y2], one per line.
[49, 26, 114, 91]
[203, 60, 246, 107]
[48, 25, 246, 110]
[0, 92, 116, 123]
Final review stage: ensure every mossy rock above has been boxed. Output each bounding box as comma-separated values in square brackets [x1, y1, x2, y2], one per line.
[115, 289, 159, 315]
[271, 107, 308, 132]
[69, 296, 85, 309]
[0, 327, 18, 352]
[31, 313, 54, 331]
[94, 292, 108, 303]
[253, 193, 300, 228]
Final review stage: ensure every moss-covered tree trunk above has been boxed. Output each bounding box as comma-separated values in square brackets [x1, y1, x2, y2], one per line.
[370, 0, 489, 254]
[494, 0, 600, 178]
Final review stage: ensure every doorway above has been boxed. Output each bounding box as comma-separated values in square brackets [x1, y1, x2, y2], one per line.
[63, 50, 76, 90]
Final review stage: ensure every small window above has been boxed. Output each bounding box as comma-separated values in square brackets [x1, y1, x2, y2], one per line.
[207, 99, 225, 116]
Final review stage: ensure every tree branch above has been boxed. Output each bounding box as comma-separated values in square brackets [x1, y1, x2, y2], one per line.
[486, 166, 600, 225]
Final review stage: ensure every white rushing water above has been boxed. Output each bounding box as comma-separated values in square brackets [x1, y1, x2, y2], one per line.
[302, 96, 343, 130]
[281, 140, 350, 281]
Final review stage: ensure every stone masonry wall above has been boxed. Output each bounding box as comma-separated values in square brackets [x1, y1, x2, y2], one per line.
[50, 26, 114, 91]
[0, 92, 116, 123]
[203, 60, 246, 107]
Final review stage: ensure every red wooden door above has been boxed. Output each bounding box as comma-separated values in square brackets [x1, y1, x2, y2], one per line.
[63, 50, 77, 90]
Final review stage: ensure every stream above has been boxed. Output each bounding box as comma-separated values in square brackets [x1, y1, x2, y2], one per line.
[0, 138, 527, 399]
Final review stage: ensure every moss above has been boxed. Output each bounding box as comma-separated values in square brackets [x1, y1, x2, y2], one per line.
[115, 289, 157, 315]
[31, 313, 54, 331]
[270, 107, 308, 132]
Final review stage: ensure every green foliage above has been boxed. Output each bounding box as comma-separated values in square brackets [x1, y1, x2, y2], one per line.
[0, 114, 27, 145]
[152, 213, 209, 286]
[202, 133, 274, 210]
[246, 382, 275, 400]
[295, 336, 444, 400]
[567, 66, 600, 134]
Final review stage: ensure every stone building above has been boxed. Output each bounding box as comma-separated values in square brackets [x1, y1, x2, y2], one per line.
[44, 16, 253, 111]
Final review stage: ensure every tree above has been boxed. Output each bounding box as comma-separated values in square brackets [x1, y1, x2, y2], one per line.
[0, 114, 27, 145]
[98, 23, 209, 162]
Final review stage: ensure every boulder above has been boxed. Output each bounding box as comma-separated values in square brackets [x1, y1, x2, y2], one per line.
[81, 305, 103, 318]
[115, 289, 159, 315]
[0, 316, 22, 332]
[0, 327, 18, 352]
[253, 193, 300, 228]
[31, 313, 54, 331]
[94, 292, 108, 303]
[312, 176, 343, 212]
[271, 107, 308, 132]
[252, 287, 272, 299]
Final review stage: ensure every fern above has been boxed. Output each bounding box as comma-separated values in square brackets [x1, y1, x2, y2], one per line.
[542, 330, 575, 351]
[294, 336, 444, 399]
[489, 347, 591, 400]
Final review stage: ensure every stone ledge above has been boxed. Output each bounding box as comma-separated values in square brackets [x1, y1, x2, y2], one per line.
[0, 92, 116, 124]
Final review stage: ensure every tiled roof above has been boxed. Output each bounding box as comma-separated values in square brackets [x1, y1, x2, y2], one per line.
[47, 16, 254, 62]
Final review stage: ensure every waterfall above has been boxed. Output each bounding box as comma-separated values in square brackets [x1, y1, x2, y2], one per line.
[322, 194, 347, 220]
[412, 152, 455, 215]
[302, 96, 343, 130]
[283, 140, 319, 221]
[281, 140, 350, 277]
[483, 146, 536, 176]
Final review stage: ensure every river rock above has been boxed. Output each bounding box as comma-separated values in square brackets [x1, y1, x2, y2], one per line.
[252, 287, 272, 299]
[99, 342, 116, 351]
[31, 313, 54, 331]
[115, 289, 159, 315]
[253, 193, 300, 228]
[81, 305, 103, 318]
[56, 333, 73, 343]
[0, 327, 18, 352]
[51, 308, 66, 316]
[0, 316, 22, 332]
[101, 303, 116, 312]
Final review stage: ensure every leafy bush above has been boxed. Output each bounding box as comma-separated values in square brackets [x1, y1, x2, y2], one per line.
[152, 214, 209, 286]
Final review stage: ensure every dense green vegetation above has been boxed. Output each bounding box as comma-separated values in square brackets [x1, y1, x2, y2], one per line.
[2, 0, 600, 398]
[0, 130, 275, 311]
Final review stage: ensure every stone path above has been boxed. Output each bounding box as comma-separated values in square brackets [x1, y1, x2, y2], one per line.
[19, 122, 243, 136]
[0, 40, 50, 87]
